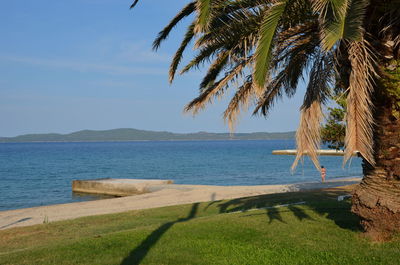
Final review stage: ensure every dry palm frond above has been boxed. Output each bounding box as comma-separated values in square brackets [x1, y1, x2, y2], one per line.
[344, 39, 376, 165]
[292, 51, 333, 171]
[292, 101, 323, 172]
[223, 81, 254, 131]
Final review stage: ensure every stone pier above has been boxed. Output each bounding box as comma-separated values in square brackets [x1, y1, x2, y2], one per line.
[72, 178, 174, 196]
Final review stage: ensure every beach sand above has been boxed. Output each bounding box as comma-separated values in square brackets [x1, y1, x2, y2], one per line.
[0, 177, 360, 230]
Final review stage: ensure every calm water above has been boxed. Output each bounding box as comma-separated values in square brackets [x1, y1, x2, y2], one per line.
[0, 140, 362, 211]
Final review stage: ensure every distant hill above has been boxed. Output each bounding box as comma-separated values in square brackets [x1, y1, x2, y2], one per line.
[0, 128, 295, 143]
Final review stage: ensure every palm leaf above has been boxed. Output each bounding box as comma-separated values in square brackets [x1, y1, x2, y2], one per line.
[302, 52, 333, 108]
[292, 101, 323, 171]
[253, 0, 289, 92]
[198, 50, 230, 90]
[344, 39, 376, 165]
[195, 0, 212, 33]
[185, 58, 250, 115]
[313, 0, 368, 50]
[253, 72, 285, 116]
[224, 81, 254, 131]
[153, 2, 196, 50]
[255, 22, 321, 116]
[169, 22, 196, 83]
[292, 51, 334, 171]
[130, 0, 140, 9]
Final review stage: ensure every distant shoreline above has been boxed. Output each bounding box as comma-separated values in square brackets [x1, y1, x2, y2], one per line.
[0, 128, 296, 143]
[0, 139, 295, 144]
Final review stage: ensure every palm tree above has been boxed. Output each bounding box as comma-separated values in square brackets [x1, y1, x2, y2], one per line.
[132, 0, 400, 240]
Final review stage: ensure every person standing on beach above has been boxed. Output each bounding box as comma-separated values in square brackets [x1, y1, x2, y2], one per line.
[321, 166, 326, 182]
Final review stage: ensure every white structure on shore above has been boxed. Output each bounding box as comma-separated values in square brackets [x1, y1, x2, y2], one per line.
[272, 150, 359, 156]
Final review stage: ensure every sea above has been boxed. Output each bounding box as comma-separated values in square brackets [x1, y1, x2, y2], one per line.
[0, 140, 362, 211]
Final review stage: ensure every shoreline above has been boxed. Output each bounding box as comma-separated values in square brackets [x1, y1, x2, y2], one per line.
[0, 138, 295, 144]
[0, 177, 361, 230]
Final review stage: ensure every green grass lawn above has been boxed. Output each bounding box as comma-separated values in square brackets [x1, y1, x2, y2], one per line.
[0, 188, 399, 265]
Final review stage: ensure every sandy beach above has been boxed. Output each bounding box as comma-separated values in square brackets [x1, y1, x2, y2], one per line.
[0, 177, 360, 230]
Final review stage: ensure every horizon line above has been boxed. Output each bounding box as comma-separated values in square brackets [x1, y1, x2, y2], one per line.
[0, 128, 296, 138]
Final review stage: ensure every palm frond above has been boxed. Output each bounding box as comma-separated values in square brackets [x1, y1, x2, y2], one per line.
[342, 0, 368, 41]
[311, 0, 348, 19]
[195, 7, 261, 49]
[185, 58, 250, 115]
[253, 72, 285, 116]
[180, 44, 222, 75]
[130, 0, 140, 9]
[344, 39, 376, 165]
[254, 22, 321, 116]
[153, 2, 196, 50]
[169, 22, 196, 83]
[313, 0, 368, 50]
[195, 0, 212, 33]
[224, 80, 254, 131]
[302, 52, 333, 108]
[254, 0, 289, 92]
[291, 52, 333, 171]
[199, 51, 230, 90]
[292, 101, 323, 171]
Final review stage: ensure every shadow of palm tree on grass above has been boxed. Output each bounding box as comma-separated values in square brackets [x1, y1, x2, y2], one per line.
[288, 205, 315, 221]
[0, 217, 32, 229]
[216, 190, 361, 231]
[266, 207, 286, 224]
[120, 190, 360, 265]
[120, 203, 199, 265]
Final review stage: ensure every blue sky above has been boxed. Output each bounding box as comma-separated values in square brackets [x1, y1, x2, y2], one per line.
[0, 0, 306, 137]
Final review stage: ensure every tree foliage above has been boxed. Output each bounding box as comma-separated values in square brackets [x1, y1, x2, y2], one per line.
[130, 0, 400, 240]
[321, 97, 346, 150]
[130, 0, 399, 170]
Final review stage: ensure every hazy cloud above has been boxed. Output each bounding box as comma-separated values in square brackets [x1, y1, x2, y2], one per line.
[0, 54, 168, 76]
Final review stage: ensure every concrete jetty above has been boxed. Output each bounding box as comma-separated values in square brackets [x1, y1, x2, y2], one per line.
[272, 149, 359, 156]
[72, 178, 174, 196]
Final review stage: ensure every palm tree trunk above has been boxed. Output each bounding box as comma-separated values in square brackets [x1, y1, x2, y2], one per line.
[351, 64, 400, 241]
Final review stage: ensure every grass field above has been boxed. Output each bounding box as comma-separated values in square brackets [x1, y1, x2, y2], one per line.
[1, 187, 399, 265]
